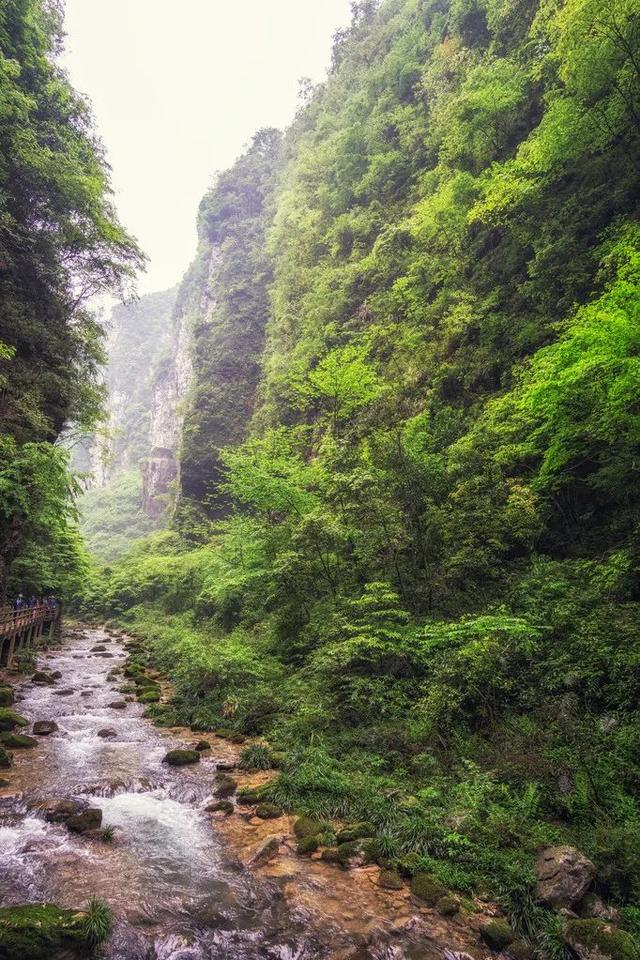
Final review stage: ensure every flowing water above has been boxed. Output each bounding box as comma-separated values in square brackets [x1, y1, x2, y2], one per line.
[0, 627, 459, 960]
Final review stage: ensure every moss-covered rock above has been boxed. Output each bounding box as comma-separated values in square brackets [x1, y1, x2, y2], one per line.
[336, 838, 379, 867]
[437, 895, 459, 916]
[139, 689, 160, 704]
[410, 872, 448, 906]
[163, 749, 200, 766]
[505, 940, 535, 960]
[194, 740, 211, 752]
[0, 746, 13, 768]
[0, 709, 27, 732]
[481, 919, 516, 951]
[564, 919, 640, 960]
[206, 800, 234, 815]
[297, 836, 319, 855]
[236, 787, 261, 804]
[0, 733, 37, 749]
[379, 869, 404, 890]
[32, 671, 56, 686]
[336, 821, 376, 844]
[0, 687, 14, 707]
[215, 774, 238, 797]
[255, 803, 283, 820]
[320, 847, 341, 863]
[0, 903, 88, 959]
[294, 815, 327, 839]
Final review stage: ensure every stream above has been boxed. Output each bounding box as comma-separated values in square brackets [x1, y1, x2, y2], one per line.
[0, 626, 466, 960]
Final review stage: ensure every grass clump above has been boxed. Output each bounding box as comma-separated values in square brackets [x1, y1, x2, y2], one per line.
[82, 897, 114, 949]
[238, 743, 274, 771]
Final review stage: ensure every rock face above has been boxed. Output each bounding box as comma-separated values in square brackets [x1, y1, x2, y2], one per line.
[535, 845, 596, 909]
[142, 277, 197, 518]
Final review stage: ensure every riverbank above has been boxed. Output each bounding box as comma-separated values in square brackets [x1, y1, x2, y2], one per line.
[0, 622, 503, 960]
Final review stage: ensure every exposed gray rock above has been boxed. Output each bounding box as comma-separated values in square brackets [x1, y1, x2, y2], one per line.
[535, 846, 595, 909]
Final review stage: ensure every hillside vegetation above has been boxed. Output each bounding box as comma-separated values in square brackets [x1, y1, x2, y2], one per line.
[88, 0, 640, 945]
[0, 0, 141, 597]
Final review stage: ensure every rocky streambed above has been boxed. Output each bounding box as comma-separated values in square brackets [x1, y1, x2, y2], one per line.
[0, 625, 509, 959]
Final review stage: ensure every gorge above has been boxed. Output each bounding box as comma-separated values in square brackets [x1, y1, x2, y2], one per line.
[1, 0, 640, 958]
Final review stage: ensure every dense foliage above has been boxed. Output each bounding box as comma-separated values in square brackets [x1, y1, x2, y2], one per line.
[0, 0, 142, 595]
[85, 0, 640, 941]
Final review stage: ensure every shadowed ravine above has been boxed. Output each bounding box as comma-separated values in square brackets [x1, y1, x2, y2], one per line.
[0, 627, 448, 960]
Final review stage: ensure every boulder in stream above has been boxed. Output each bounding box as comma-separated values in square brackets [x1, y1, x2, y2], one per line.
[32, 720, 58, 735]
[66, 807, 103, 833]
[97, 728, 118, 739]
[108, 700, 127, 710]
[255, 803, 283, 820]
[206, 800, 234, 814]
[214, 774, 238, 797]
[0, 686, 14, 707]
[53, 688, 74, 697]
[163, 749, 200, 766]
[32, 670, 57, 685]
[39, 798, 86, 823]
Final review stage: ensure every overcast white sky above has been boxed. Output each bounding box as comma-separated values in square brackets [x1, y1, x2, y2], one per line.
[61, 0, 352, 295]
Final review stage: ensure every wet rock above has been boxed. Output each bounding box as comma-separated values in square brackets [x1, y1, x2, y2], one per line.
[0, 732, 37, 749]
[91, 645, 107, 652]
[0, 746, 13, 768]
[206, 800, 234, 815]
[108, 700, 127, 710]
[410, 872, 448, 905]
[0, 777, 10, 787]
[248, 834, 282, 866]
[320, 848, 341, 863]
[32, 670, 57, 685]
[0, 709, 27, 732]
[535, 846, 596, 909]
[193, 740, 211, 752]
[53, 688, 74, 696]
[81, 691, 92, 698]
[0, 686, 14, 707]
[563, 919, 639, 960]
[255, 803, 283, 820]
[32, 720, 58, 735]
[66, 807, 103, 833]
[39, 798, 85, 823]
[97, 728, 118, 739]
[378, 868, 403, 890]
[481, 920, 516, 951]
[163, 749, 200, 766]
[96, 651, 115, 658]
[215, 774, 238, 797]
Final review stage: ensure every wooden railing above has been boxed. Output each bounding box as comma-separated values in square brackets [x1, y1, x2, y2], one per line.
[0, 604, 61, 668]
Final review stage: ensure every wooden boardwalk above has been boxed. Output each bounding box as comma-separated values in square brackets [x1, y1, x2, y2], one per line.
[0, 605, 61, 668]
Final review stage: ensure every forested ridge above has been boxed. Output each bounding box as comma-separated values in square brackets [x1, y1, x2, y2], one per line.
[3, 0, 640, 952]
